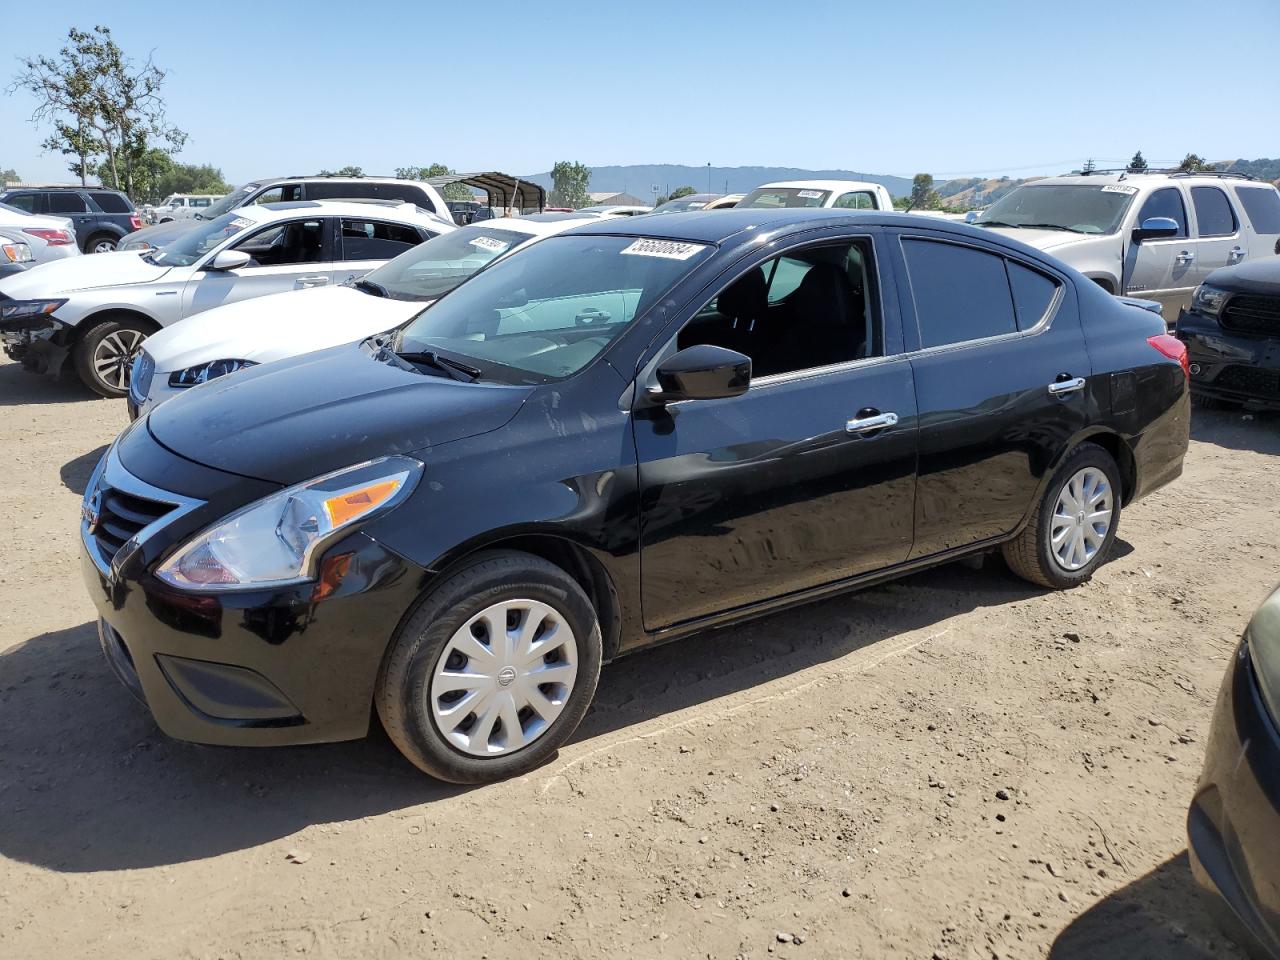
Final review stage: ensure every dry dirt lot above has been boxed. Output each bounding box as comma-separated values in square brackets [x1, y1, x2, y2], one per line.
[1, 356, 1277, 960]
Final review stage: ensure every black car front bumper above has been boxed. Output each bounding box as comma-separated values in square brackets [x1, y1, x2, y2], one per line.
[1178, 310, 1280, 411]
[1188, 643, 1280, 959]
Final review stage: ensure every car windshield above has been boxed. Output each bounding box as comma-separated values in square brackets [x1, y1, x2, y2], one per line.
[973, 184, 1136, 234]
[395, 234, 714, 383]
[148, 213, 256, 267]
[194, 185, 256, 221]
[653, 198, 710, 214]
[738, 187, 832, 208]
[360, 225, 538, 302]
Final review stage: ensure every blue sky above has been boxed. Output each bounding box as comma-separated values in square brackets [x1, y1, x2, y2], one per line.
[2, 0, 1277, 186]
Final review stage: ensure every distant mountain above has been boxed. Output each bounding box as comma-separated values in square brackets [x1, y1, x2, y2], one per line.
[935, 176, 1036, 209]
[520, 164, 914, 200]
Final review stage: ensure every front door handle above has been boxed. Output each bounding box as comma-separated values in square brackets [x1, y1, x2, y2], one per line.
[846, 411, 899, 434]
[295, 275, 329, 288]
[1228, 246, 1247, 264]
[1048, 376, 1086, 396]
[1174, 251, 1195, 265]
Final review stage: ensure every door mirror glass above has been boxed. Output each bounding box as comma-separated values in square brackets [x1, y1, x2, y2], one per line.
[208, 249, 251, 271]
[1132, 217, 1179, 244]
[964, 211, 978, 224]
[652, 344, 751, 403]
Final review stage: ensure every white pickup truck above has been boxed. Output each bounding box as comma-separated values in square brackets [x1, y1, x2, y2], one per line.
[737, 179, 895, 212]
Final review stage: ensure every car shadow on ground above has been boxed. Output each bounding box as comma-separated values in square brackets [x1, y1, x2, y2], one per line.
[1190, 406, 1280, 455]
[0, 559, 1052, 874]
[60, 443, 109, 496]
[0, 358, 98, 407]
[1049, 851, 1246, 959]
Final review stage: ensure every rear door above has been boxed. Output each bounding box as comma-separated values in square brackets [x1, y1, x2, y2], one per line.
[1232, 184, 1280, 256]
[181, 217, 339, 318]
[891, 230, 1092, 559]
[634, 228, 919, 630]
[1188, 185, 1246, 283]
[333, 217, 436, 286]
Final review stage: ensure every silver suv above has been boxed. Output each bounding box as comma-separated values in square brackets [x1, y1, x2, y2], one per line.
[970, 172, 1280, 323]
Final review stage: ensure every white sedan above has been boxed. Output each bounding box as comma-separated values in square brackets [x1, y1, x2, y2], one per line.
[129, 214, 600, 417]
[0, 200, 452, 397]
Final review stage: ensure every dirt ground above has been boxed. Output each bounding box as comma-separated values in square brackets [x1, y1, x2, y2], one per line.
[1, 354, 1276, 960]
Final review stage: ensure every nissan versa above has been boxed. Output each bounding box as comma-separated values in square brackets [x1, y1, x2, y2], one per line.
[80, 209, 1190, 783]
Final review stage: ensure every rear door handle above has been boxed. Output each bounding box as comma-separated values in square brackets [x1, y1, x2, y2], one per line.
[846, 411, 899, 434]
[1174, 251, 1195, 265]
[1228, 246, 1247, 263]
[295, 275, 329, 288]
[1048, 376, 1086, 396]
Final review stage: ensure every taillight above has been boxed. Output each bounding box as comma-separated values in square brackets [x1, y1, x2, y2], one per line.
[129, 215, 142, 230]
[1148, 333, 1189, 380]
[23, 227, 74, 246]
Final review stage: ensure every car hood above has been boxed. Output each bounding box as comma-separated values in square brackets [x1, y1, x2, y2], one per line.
[1207, 258, 1280, 296]
[123, 220, 198, 249]
[973, 227, 1114, 252]
[0, 250, 169, 297]
[146, 342, 532, 484]
[145, 285, 425, 372]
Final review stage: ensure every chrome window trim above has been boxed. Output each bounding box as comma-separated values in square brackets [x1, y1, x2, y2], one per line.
[81, 439, 205, 578]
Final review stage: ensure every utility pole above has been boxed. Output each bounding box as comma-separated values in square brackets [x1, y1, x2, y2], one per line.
[707, 162, 711, 194]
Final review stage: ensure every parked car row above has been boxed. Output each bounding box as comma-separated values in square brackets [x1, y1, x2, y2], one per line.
[0, 185, 142, 253]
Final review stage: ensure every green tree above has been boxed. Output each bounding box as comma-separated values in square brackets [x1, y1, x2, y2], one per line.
[0, 167, 19, 185]
[395, 163, 474, 201]
[549, 160, 592, 209]
[97, 152, 229, 204]
[1178, 153, 1211, 173]
[319, 165, 364, 177]
[1127, 150, 1148, 173]
[909, 173, 939, 209]
[9, 29, 102, 185]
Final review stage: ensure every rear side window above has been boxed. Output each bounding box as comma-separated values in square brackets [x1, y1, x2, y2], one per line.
[902, 239, 1016, 348]
[1235, 186, 1280, 235]
[833, 191, 876, 209]
[89, 191, 132, 213]
[1190, 187, 1237, 237]
[47, 192, 87, 214]
[339, 219, 429, 260]
[1135, 188, 1187, 238]
[1007, 261, 1059, 329]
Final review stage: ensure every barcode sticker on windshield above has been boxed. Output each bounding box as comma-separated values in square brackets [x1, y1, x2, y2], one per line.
[470, 236, 510, 253]
[229, 216, 254, 229]
[620, 239, 706, 260]
[1101, 185, 1138, 195]
[797, 190, 824, 199]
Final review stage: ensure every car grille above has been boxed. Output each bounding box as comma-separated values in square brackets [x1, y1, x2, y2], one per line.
[1215, 365, 1280, 399]
[1220, 294, 1280, 337]
[87, 478, 178, 565]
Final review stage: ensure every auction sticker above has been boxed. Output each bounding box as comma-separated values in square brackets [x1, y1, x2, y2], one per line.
[470, 235, 510, 253]
[229, 216, 254, 229]
[1101, 185, 1139, 195]
[797, 190, 824, 199]
[620, 239, 706, 260]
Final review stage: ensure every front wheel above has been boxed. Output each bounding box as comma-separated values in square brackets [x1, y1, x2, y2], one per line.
[74, 318, 151, 398]
[376, 550, 602, 783]
[1002, 442, 1121, 589]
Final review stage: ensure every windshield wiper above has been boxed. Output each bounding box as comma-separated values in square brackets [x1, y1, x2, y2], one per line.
[354, 278, 389, 298]
[1016, 222, 1086, 233]
[396, 350, 481, 382]
[972, 219, 1020, 229]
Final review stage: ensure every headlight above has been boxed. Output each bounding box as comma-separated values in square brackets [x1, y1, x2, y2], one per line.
[155, 456, 422, 591]
[168, 358, 258, 387]
[1191, 284, 1229, 318]
[0, 298, 68, 323]
[1248, 586, 1280, 724]
[1, 241, 33, 264]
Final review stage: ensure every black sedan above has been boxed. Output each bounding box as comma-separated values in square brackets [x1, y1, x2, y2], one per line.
[1177, 258, 1280, 410]
[1190, 586, 1280, 959]
[79, 209, 1190, 782]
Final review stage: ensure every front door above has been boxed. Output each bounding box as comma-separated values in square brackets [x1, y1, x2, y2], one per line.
[634, 232, 918, 630]
[1124, 186, 1195, 323]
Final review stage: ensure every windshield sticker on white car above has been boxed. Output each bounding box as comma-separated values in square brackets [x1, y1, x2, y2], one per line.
[797, 190, 824, 199]
[470, 236, 511, 253]
[1101, 185, 1139, 195]
[619, 239, 707, 260]
[229, 216, 254, 229]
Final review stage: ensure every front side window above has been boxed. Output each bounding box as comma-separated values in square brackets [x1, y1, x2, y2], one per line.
[396, 235, 714, 382]
[339, 219, 428, 260]
[47, 192, 87, 214]
[902, 239, 1017, 348]
[676, 239, 881, 378]
[233, 219, 326, 266]
[1234, 186, 1280, 235]
[833, 191, 875, 210]
[1191, 187, 1238, 238]
[252, 184, 302, 205]
[1135, 188, 1187, 238]
[361, 225, 536, 301]
[738, 187, 832, 209]
[149, 213, 256, 266]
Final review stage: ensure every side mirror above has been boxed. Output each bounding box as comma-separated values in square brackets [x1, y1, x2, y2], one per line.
[1131, 217, 1179, 244]
[650, 344, 751, 403]
[964, 211, 978, 224]
[208, 249, 251, 271]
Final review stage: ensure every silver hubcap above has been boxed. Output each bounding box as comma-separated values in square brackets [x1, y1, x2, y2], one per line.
[93, 239, 116, 253]
[93, 329, 146, 390]
[1051, 467, 1113, 572]
[429, 599, 579, 757]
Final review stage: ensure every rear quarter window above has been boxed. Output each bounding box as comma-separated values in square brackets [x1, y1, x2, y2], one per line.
[1234, 186, 1280, 235]
[1006, 261, 1060, 329]
[89, 191, 132, 213]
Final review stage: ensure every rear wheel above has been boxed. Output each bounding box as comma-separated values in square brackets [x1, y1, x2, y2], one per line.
[85, 233, 118, 254]
[1003, 442, 1121, 589]
[376, 550, 602, 783]
[74, 318, 151, 398]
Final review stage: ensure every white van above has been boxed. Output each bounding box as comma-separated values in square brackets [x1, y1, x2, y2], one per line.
[156, 194, 224, 223]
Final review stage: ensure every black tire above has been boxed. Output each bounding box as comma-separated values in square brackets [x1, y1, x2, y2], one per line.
[1002, 442, 1122, 590]
[376, 550, 602, 783]
[73, 317, 152, 398]
[85, 233, 118, 254]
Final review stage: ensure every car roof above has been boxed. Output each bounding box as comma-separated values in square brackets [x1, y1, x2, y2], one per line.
[1027, 172, 1264, 189]
[753, 179, 883, 192]
[478, 215, 599, 236]
[255, 199, 447, 225]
